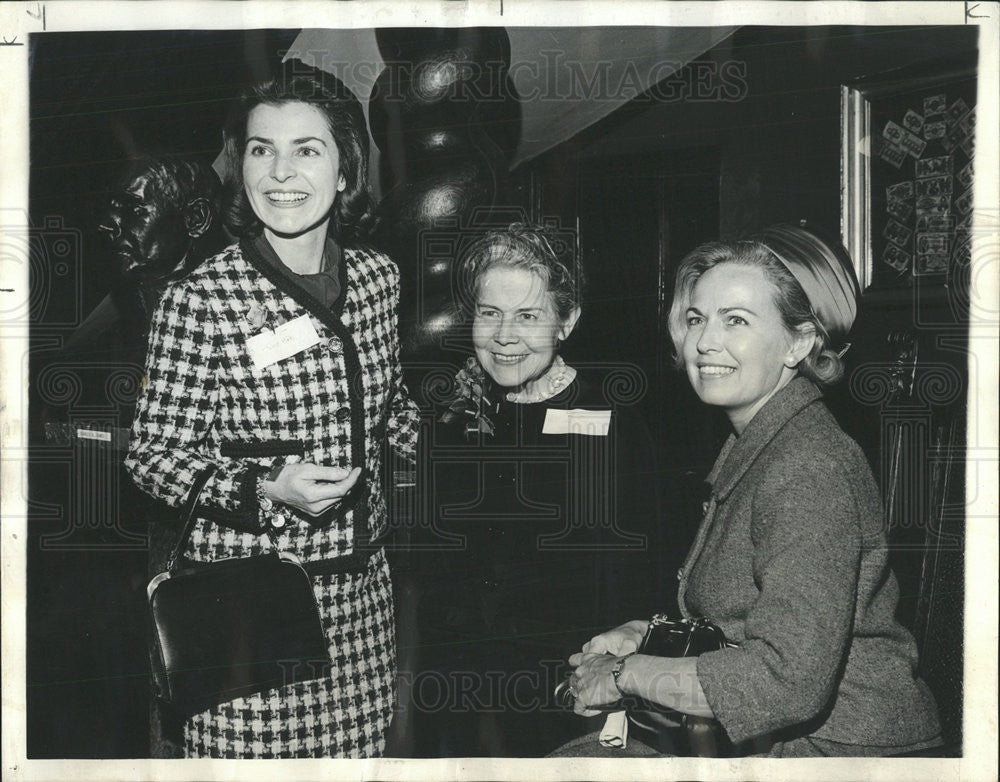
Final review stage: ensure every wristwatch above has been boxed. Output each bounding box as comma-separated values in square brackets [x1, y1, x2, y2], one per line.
[255, 472, 275, 513]
[611, 652, 635, 695]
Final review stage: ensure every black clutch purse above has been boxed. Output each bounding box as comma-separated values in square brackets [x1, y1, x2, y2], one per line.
[627, 614, 736, 757]
[147, 466, 330, 717]
[555, 614, 736, 757]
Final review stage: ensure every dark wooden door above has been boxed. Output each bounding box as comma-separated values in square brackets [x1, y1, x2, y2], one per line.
[570, 148, 725, 472]
[527, 147, 725, 604]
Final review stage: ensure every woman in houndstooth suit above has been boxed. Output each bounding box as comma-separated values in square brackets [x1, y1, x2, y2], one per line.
[126, 66, 419, 758]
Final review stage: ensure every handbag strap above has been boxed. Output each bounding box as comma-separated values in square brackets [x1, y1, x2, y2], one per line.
[166, 464, 219, 573]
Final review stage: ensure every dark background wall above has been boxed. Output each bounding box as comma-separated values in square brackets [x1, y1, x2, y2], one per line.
[515, 24, 977, 453]
[26, 26, 976, 757]
[29, 30, 300, 321]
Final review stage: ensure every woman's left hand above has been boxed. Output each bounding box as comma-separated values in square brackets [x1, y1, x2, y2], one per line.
[567, 652, 621, 717]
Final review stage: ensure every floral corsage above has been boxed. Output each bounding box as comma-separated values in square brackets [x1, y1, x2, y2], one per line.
[440, 356, 498, 438]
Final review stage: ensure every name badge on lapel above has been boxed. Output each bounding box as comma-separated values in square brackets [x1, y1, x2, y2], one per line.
[246, 314, 321, 370]
[542, 409, 612, 436]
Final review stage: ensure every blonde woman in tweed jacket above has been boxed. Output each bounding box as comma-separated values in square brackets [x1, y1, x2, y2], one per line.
[126, 67, 419, 758]
[562, 225, 940, 757]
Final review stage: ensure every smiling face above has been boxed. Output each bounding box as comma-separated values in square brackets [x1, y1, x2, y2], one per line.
[242, 101, 345, 242]
[682, 263, 812, 433]
[472, 265, 579, 391]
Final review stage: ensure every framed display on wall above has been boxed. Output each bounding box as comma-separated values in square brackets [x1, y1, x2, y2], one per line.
[841, 58, 977, 293]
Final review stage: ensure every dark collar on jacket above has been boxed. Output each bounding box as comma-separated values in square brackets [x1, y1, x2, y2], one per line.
[237, 235, 372, 540]
[706, 377, 824, 501]
[239, 234, 351, 326]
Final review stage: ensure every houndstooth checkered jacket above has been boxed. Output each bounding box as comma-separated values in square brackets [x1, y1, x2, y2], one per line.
[127, 240, 418, 757]
[127, 239, 418, 562]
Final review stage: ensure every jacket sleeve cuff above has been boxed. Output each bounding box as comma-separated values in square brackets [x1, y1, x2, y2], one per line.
[196, 463, 269, 534]
[696, 648, 769, 745]
[240, 463, 271, 530]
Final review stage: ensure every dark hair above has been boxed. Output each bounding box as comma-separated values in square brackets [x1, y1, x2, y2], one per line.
[457, 223, 584, 322]
[668, 240, 845, 387]
[221, 64, 376, 245]
[127, 156, 221, 214]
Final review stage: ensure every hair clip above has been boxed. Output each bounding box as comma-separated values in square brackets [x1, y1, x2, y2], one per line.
[836, 342, 852, 359]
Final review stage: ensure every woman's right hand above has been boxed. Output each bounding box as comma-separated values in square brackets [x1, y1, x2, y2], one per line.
[265, 463, 362, 517]
[580, 619, 648, 657]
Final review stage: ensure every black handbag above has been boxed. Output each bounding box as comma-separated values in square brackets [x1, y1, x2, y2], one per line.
[147, 466, 330, 717]
[626, 614, 736, 757]
[554, 614, 736, 756]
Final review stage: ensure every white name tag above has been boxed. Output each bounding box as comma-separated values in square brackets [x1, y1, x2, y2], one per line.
[542, 408, 612, 436]
[246, 314, 321, 370]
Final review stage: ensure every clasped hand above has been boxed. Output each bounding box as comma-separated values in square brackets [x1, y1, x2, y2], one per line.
[265, 463, 362, 517]
[567, 619, 646, 717]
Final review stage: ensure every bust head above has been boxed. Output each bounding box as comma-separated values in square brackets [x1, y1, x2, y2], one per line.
[100, 156, 223, 285]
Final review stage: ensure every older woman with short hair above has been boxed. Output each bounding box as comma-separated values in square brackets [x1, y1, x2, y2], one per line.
[407, 223, 659, 756]
[561, 223, 942, 757]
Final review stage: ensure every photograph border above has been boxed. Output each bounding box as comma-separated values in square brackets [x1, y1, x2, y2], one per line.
[2, 2, 998, 780]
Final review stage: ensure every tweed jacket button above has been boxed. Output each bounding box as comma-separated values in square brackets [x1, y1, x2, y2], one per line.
[327, 337, 343, 352]
[336, 407, 352, 423]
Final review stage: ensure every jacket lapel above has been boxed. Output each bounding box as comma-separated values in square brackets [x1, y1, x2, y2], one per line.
[238, 238, 370, 545]
[709, 378, 823, 501]
[239, 236, 351, 331]
[677, 378, 824, 616]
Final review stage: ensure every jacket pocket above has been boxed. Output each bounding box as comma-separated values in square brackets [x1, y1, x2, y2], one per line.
[219, 439, 307, 459]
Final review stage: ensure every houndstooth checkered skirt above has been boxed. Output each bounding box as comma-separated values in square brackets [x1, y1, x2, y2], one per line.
[183, 551, 396, 758]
